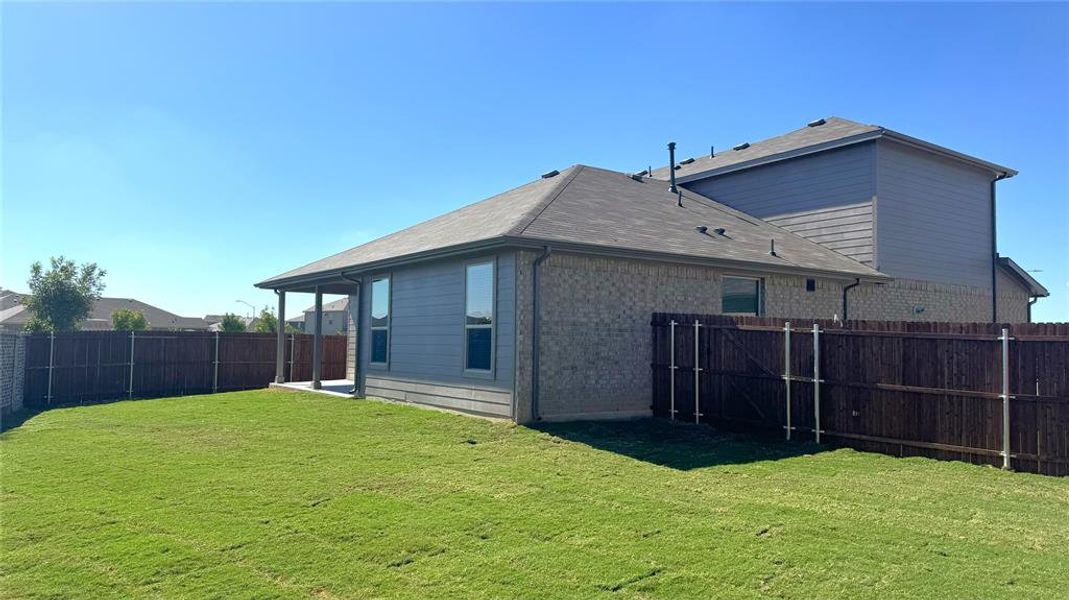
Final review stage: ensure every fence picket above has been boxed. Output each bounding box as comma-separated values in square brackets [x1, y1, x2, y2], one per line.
[651, 313, 1069, 476]
[19, 332, 347, 409]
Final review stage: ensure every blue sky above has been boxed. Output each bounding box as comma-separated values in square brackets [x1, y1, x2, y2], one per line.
[2, 2, 1067, 321]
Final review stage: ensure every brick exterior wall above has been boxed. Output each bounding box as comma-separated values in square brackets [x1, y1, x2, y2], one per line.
[514, 251, 1037, 423]
[0, 333, 26, 416]
[995, 267, 1032, 323]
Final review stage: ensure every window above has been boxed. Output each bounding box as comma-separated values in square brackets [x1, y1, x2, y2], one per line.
[370, 277, 390, 365]
[722, 276, 762, 315]
[465, 260, 494, 372]
[805, 278, 816, 292]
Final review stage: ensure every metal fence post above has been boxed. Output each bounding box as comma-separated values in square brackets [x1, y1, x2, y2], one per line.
[212, 331, 220, 393]
[812, 323, 821, 444]
[46, 331, 55, 405]
[669, 320, 677, 420]
[127, 330, 135, 399]
[784, 321, 792, 440]
[693, 319, 703, 424]
[999, 327, 1014, 470]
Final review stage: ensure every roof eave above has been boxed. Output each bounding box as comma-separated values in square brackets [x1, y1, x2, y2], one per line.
[505, 236, 893, 283]
[674, 129, 1017, 184]
[997, 257, 1049, 297]
[257, 233, 891, 292]
[881, 129, 1017, 178]
[255, 237, 512, 290]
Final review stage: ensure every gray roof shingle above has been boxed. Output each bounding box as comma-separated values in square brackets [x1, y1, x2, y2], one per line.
[650, 116, 1014, 181]
[259, 165, 886, 287]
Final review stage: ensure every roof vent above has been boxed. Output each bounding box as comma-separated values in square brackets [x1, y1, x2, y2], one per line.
[630, 173, 646, 182]
[695, 225, 708, 234]
[541, 169, 559, 179]
[807, 118, 826, 127]
[733, 142, 750, 151]
[713, 227, 726, 235]
[680, 157, 695, 165]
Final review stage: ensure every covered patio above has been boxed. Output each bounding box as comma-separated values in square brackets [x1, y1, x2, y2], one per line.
[272, 379, 354, 398]
[256, 272, 363, 395]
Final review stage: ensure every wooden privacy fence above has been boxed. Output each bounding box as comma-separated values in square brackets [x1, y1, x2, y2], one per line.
[22, 331, 348, 408]
[651, 314, 1069, 476]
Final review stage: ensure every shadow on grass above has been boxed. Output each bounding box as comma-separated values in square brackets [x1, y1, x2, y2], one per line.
[1, 399, 140, 433]
[531, 418, 822, 471]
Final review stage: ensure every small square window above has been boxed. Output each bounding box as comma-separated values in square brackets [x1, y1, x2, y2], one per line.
[722, 276, 761, 315]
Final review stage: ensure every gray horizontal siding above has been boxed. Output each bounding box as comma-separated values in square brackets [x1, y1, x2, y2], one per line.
[357, 252, 515, 417]
[365, 375, 512, 417]
[684, 143, 877, 265]
[876, 140, 994, 288]
[765, 201, 874, 265]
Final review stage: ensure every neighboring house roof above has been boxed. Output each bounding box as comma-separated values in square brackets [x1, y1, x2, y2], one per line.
[650, 116, 1016, 182]
[997, 257, 1049, 298]
[287, 314, 306, 324]
[0, 290, 26, 310]
[302, 298, 349, 313]
[0, 297, 209, 330]
[259, 164, 888, 289]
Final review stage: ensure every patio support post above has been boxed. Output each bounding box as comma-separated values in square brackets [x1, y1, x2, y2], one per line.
[312, 287, 323, 390]
[275, 290, 286, 383]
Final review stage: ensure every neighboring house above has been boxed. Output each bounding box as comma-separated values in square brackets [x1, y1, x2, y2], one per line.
[300, 298, 348, 336]
[256, 117, 1049, 423]
[0, 294, 209, 332]
[286, 313, 305, 332]
[205, 314, 259, 332]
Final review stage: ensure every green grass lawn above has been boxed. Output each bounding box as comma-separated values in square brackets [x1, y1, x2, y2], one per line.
[2, 390, 1067, 599]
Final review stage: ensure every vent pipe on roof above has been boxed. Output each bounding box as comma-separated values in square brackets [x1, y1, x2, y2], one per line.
[667, 142, 678, 194]
[769, 239, 778, 257]
[710, 145, 715, 157]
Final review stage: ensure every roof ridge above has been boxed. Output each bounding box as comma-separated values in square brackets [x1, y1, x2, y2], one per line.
[509, 165, 585, 237]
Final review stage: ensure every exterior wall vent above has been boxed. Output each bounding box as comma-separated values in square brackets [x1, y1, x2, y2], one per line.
[733, 142, 750, 151]
[807, 118, 827, 127]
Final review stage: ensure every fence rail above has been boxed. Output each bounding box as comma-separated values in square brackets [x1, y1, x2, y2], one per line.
[21, 331, 347, 409]
[651, 314, 1069, 476]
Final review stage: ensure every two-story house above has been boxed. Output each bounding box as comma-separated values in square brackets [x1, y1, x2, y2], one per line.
[256, 117, 1048, 423]
[653, 117, 1047, 323]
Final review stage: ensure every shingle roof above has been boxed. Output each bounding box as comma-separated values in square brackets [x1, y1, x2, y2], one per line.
[652, 117, 881, 181]
[301, 298, 349, 313]
[259, 165, 886, 287]
[650, 116, 1014, 181]
[0, 297, 209, 330]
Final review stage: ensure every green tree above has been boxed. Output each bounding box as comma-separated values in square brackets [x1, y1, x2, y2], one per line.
[24, 257, 106, 332]
[255, 307, 278, 333]
[220, 313, 246, 332]
[112, 309, 148, 331]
